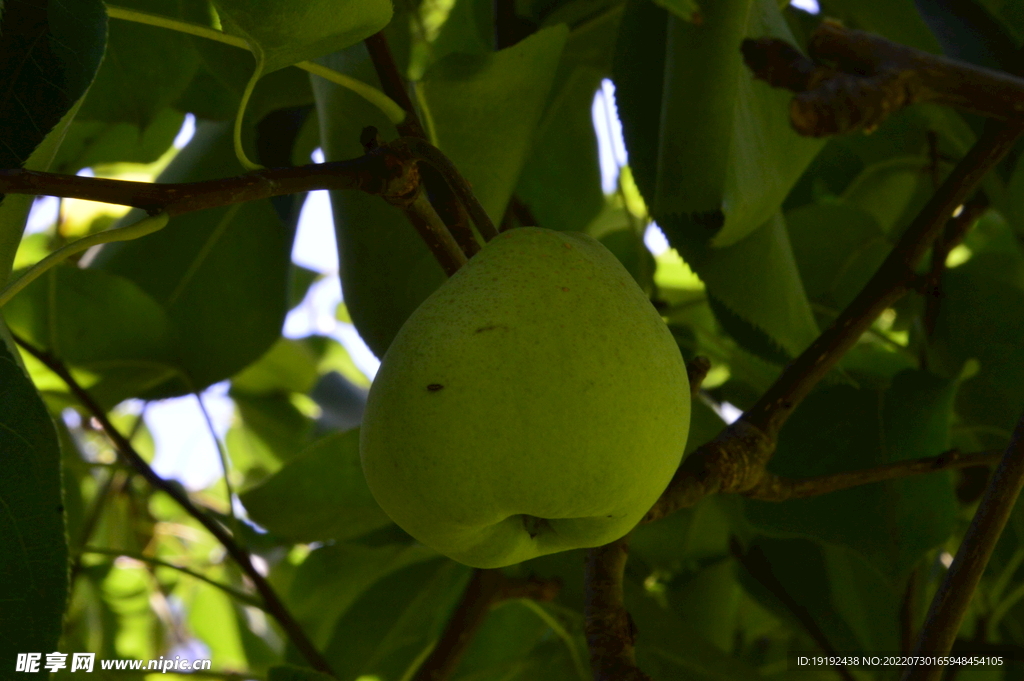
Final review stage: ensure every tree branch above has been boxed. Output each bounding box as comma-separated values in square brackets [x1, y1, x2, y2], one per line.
[744, 121, 1019, 440]
[363, 32, 481, 259]
[11, 334, 336, 678]
[0, 146, 417, 217]
[745, 449, 1002, 501]
[0, 136, 482, 279]
[644, 118, 1024, 524]
[403, 187, 469, 276]
[395, 137, 499, 242]
[577, 358, 711, 681]
[923, 192, 990, 338]
[412, 570, 560, 681]
[902, 409, 1024, 681]
[584, 535, 651, 681]
[80, 546, 264, 610]
[742, 20, 1024, 136]
[363, 32, 428, 140]
[686, 356, 712, 398]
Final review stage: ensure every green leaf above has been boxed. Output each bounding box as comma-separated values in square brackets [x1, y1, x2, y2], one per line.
[654, 0, 823, 246]
[516, 8, 619, 232]
[612, 0, 668, 206]
[786, 203, 890, 309]
[454, 639, 585, 681]
[818, 0, 944, 54]
[734, 537, 865, 655]
[313, 43, 446, 357]
[821, 544, 900, 653]
[288, 264, 319, 311]
[0, 0, 106, 282]
[654, 0, 702, 22]
[744, 370, 959, 579]
[454, 600, 563, 678]
[431, 0, 493, 60]
[625, 575, 763, 681]
[231, 392, 313, 461]
[268, 665, 335, 681]
[51, 108, 185, 175]
[0, 339, 68, 675]
[185, 580, 248, 670]
[0, 0, 106, 170]
[231, 338, 320, 395]
[309, 371, 367, 433]
[931, 257, 1024, 445]
[322, 559, 473, 679]
[598, 227, 656, 295]
[212, 0, 393, 74]
[286, 542, 441, 649]
[419, 25, 569, 223]
[665, 559, 742, 651]
[239, 429, 393, 543]
[77, 0, 199, 127]
[173, 0, 317, 124]
[88, 120, 292, 396]
[3, 266, 179, 406]
[674, 213, 820, 361]
[839, 156, 931, 235]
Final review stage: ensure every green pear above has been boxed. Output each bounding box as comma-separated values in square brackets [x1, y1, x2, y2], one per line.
[359, 227, 690, 568]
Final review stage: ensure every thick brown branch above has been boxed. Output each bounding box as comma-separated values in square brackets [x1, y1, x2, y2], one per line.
[11, 334, 336, 678]
[745, 449, 1002, 501]
[0, 136, 485, 276]
[0, 147, 416, 217]
[584, 536, 651, 681]
[412, 570, 560, 681]
[902, 409, 1024, 681]
[742, 20, 1024, 136]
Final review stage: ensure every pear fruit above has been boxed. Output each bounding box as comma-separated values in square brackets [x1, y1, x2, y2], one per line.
[359, 227, 690, 568]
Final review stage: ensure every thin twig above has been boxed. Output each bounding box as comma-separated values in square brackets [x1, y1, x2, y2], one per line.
[11, 334, 336, 677]
[584, 535, 651, 681]
[745, 449, 1003, 501]
[363, 32, 427, 140]
[742, 21, 1024, 136]
[363, 32, 480, 258]
[403, 187, 469, 276]
[922, 192, 990, 338]
[80, 546, 263, 609]
[69, 469, 124, 583]
[195, 391, 240, 536]
[411, 570, 561, 681]
[902, 408, 1024, 681]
